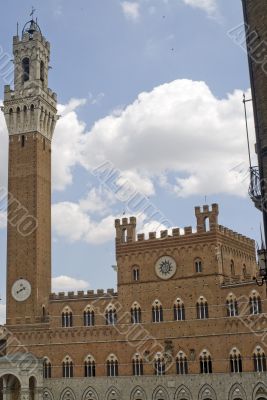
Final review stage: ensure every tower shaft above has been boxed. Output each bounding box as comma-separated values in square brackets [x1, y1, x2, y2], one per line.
[2, 24, 58, 325]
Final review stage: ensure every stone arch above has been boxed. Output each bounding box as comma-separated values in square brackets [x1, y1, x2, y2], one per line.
[228, 383, 247, 400]
[253, 382, 267, 400]
[152, 385, 169, 400]
[106, 386, 120, 400]
[198, 384, 217, 400]
[82, 387, 99, 400]
[175, 384, 193, 400]
[43, 389, 54, 400]
[60, 388, 76, 400]
[1, 374, 21, 400]
[130, 386, 147, 400]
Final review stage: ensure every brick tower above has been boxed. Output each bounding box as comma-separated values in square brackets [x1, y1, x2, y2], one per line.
[2, 19, 58, 325]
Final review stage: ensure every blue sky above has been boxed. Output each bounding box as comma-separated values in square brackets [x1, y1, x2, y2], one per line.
[0, 0, 262, 322]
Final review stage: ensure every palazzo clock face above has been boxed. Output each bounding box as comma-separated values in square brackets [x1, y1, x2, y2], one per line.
[11, 279, 31, 302]
[155, 256, 177, 280]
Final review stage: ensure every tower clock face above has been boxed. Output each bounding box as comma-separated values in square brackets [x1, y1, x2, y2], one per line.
[11, 279, 31, 302]
[155, 256, 177, 280]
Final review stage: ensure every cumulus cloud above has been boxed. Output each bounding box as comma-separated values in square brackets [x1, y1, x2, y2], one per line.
[52, 202, 116, 244]
[52, 275, 90, 292]
[52, 99, 86, 191]
[79, 187, 115, 215]
[52, 197, 171, 244]
[0, 304, 6, 325]
[81, 79, 255, 198]
[0, 80, 255, 244]
[182, 0, 217, 14]
[121, 1, 140, 21]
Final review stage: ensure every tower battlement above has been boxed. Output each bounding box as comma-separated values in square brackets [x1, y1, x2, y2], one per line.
[115, 204, 254, 247]
[49, 289, 117, 301]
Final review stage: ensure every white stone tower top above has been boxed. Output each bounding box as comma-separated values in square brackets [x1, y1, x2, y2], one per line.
[1, 18, 58, 141]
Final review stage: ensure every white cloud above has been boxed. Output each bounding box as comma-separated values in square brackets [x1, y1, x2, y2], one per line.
[81, 79, 255, 198]
[52, 198, 171, 244]
[0, 304, 6, 325]
[121, 1, 140, 21]
[52, 99, 86, 191]
[79, 187, 115, 215]
[52, 202, 116, 244]
[182, 0, 217, 14]
[0, 212, 6, 229]
[0, 98, 86, 194]
[52, 276, 89, 292]
[116, 170, 155, 197]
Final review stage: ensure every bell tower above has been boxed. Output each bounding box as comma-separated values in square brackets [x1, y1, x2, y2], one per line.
[2, 18, 58, 325]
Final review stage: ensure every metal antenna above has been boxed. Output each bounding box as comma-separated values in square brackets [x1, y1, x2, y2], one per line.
[30, 6, 36, 19]
[243, 93, 253, 169]
[16, 22, 19, 36]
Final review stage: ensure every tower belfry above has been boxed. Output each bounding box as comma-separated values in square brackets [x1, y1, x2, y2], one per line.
[3, 18, 57, 139]
[2, 18, 58, 325]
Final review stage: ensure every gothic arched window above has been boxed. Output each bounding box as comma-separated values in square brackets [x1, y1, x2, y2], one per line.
[106, 354, 118, 377]
[253, 346, 266, 372]
[62, 356, 74, 378]
[131, 302, 141, 324]
[200, 350, 212, 374]
[230, 260, 235, 276]
[84, 355, 96, 377]
[196, 297, 209, 319]
[154, 353, 165, 376]
[43, 357, 52, 379]
[61, 307, 73, 327]
[230, 348, 242, 373]
[22, 57, 30, 82]
[250, 291, 262, 315]
[84, 305, 95, 327]
[105, 304, 117, 325]
[133, 266, 140, 282]
[226, 293, 238, 317]
[152, 300, 163, 323]
[195, 258, 203, 273]
[176, 351, 188, 375]
[174, 298, 185, 321]
[132, 354, 143, 376]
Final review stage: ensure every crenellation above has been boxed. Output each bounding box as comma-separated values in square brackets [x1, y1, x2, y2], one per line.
[184, 226, 193, 235]
[149, 232, 156, 239]
[160, 230, 168, 238]
[115, 208, 255, 249]
[49, 288, 119, 301]
[172, 228, 180, 237]
[137, 234, 145, 241]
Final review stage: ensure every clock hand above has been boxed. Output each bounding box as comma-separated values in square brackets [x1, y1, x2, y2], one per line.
[16, 287, 26, 294]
